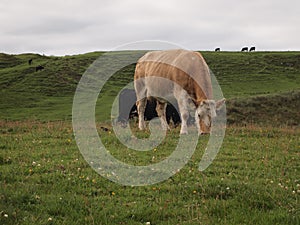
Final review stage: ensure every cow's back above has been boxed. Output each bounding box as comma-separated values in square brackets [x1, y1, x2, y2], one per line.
[134, 49, 212, 101]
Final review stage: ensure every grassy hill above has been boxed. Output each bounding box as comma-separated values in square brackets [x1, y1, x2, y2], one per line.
[1, 51, 299, 224]
[0, 51, 299, 125]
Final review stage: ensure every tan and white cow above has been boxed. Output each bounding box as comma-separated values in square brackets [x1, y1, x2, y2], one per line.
[134, 49, 225, 135]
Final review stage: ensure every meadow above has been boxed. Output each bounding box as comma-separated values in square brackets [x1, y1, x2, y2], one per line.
[0, 51, 299, 224]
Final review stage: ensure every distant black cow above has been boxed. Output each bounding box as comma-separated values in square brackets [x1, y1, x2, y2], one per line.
[35, 65, 44, 72]
[28, 59, 33, 65]
[249, 46, 256, 52]
[215, 48, 220, 52]
[241, 47, 248, 52]
[118, 88, 181, 126]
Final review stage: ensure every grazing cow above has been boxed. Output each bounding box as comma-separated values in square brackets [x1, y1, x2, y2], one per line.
[35, 65, 44, 72]
[241, 47, 248, 52]
[249, 46, 256, 52]
[134, 49, 225, 135]
[215, 48, 220, 52]
[118, 88, 181, 126]
[28, 59, 33, 65]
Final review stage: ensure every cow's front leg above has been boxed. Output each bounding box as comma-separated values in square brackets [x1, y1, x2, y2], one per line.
[156, 101, 170, 130]
[174, 90, 190, 134]
[195, 112, 203, 135]
[137, 98, 147, 130]
[179, 109, 189, 135]
[177, 99, 189, 135]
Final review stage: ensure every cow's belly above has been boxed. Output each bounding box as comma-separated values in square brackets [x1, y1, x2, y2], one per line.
[143, 76, 195, 111]
[144, 76, 176, 102]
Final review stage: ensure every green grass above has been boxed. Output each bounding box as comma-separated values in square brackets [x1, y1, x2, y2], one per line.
[226, 90, 300, 126]
[202, 51, 300, 98]
[0, 121, 299, 224]
[1, 51, 300, 121]
[0, 51, 300, 224]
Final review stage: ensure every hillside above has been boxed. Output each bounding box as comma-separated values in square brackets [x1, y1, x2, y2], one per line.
[0, 51, 300, 125]
[227, 90, 300, 126]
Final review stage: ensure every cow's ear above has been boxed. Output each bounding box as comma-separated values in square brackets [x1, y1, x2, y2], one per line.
[216, 98, 226, 109]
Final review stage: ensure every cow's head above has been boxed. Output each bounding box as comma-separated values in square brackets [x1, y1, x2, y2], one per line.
[195, 98, 225, 135]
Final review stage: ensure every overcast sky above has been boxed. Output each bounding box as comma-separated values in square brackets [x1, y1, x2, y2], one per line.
[1, 0, 299, 55]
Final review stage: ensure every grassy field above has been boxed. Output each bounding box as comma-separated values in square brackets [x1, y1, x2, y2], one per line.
[0, 51, 300, 224]
[0, 121, 299, 225]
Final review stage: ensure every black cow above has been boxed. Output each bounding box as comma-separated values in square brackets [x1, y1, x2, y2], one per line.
[142, 99, 181, 125]
[118, 88, 181, 126]
[215, 48, 220, 52]
[249, 46, 256, 52]
[28, 59, 33, 65]
[35, 65, 44, 72]
[241, 47, 248, 52]
[118, 88, 137, 123]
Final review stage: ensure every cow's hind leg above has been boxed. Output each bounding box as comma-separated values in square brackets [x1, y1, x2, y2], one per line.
[156, 101, 170, 130]
[137, 98, 147, 130]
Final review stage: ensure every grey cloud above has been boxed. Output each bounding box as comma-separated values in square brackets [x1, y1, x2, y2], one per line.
[1, 0, 299, 55]
[8, 18, 93, 36]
